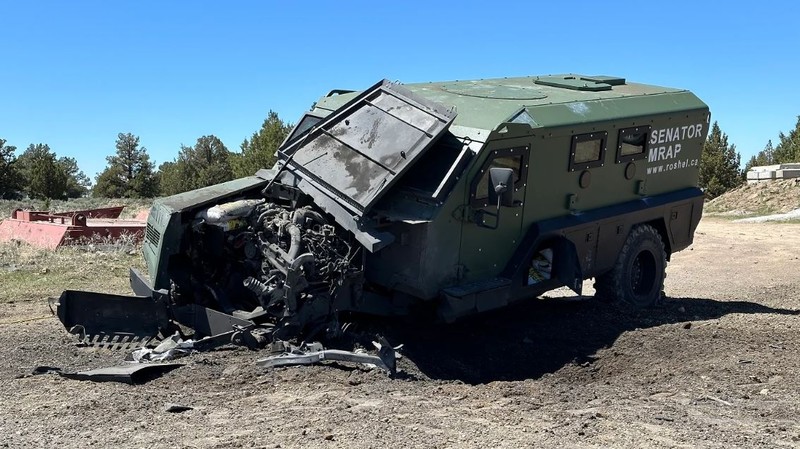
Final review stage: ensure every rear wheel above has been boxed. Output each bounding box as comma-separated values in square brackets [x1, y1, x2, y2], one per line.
[594, 224, 666, 308]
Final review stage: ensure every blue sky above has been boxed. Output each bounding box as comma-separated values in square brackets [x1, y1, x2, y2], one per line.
[2, 1, 798, 179]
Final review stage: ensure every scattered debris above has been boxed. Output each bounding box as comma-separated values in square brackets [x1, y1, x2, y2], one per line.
[31, 366, 62, 375]
[129, 334, 195, 362]
[164, 403, 193, 413]
[697, 395, 733, 406]
[59, 363, 183, 384]
[257, 337, 398, 376]
[52, 267, 403, 379]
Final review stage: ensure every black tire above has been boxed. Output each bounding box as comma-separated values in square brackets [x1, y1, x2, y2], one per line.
[594, 224, 666, 308]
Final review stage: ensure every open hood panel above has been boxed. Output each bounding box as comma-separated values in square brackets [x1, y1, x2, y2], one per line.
[279, 79, 457, 216]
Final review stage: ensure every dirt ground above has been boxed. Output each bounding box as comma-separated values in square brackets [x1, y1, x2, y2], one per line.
[0, 217, 799, 449]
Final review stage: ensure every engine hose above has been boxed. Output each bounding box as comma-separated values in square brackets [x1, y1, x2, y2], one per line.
[285, 223, 303, 261]
[256, 208, 282, 228]
[292, 208, 327, 227]
[291, 253, 315, 270]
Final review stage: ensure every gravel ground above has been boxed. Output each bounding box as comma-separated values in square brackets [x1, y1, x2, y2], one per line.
[0, 217, 799, 448]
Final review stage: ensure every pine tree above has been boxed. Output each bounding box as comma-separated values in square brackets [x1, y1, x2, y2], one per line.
[699, 122, 742, 199]
[233, 111, 291, 177]
[93, 133, 158, 198]
[16, 144, 69, 200]
[743, 140, 776, 174]
[157, 161, 183, 196]
[182, 135, 234, 188]
[773, 116, 800, 163]
[0, 139, 24, 199]
[59, 157, 92, 198]
[157, 135, 234, 196]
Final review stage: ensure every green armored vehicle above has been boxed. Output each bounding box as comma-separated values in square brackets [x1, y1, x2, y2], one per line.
[58, 75, 708, 345]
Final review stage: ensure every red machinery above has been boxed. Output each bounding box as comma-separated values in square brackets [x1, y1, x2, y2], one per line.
[0, 206, 147, 249]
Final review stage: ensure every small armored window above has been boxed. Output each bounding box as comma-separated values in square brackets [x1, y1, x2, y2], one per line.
[574, 140, 601, 163]
[616, 126, 650, 163]
[470, 147, 528, 206]
[475, 155, 522, 201]
[282, 113, 324, 153]
[569, 132, 607, 171]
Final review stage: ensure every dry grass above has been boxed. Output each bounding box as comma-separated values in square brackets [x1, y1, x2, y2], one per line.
[0, 241, 146, 304]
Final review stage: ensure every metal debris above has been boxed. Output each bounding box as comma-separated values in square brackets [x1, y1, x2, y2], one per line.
[164, 403, 193, 413]
[59, 363, 183, 384]
[129, 334, 195, 362]
[256, 336, 398, 375]
[30, 366, 62, 376]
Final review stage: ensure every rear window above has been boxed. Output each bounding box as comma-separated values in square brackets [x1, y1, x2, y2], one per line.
[616, 126, 650, 163]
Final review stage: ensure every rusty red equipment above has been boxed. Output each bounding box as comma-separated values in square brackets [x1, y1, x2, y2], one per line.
[0, 206, 147, 249]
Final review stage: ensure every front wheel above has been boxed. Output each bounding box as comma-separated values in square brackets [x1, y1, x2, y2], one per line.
[594, 224, 667, 308]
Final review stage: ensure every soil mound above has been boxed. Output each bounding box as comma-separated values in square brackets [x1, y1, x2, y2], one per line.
[705, 178, 800, 216]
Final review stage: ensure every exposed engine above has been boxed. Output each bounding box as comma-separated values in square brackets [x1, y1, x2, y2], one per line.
[182, 198, 364, 341]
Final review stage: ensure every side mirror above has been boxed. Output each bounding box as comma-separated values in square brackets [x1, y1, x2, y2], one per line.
[487, 167, 515, 208]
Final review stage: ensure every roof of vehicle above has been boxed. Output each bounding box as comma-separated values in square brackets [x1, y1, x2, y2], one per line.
[313, 74, 708, 137]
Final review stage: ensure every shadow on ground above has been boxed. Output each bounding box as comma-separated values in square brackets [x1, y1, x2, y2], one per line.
[381, 297, 798, 384]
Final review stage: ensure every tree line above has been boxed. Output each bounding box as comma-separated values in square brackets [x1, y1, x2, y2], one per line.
[701, 116, 800, 199]
[742, 116, 800, 171]
[0, 141, 91, 200]
[2, 111, 799, 202]
[0, 111, 291, 200]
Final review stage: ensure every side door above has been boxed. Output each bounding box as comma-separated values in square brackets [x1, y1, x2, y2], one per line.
[459, 145, 528, 282]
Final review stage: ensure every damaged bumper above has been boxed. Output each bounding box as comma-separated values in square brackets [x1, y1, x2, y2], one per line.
[54, 268, 265, 349]
[53, 268, 399, 380]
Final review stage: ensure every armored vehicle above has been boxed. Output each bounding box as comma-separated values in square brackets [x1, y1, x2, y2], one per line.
[57, 75, 709, 346]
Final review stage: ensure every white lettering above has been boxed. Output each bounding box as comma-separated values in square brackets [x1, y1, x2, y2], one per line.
[650, 130, 658, 145]
[658, 129, 666, 144]
[648, 147, 659, 162]
[646, 158, 699, 175]
[674, 143, 681, 158]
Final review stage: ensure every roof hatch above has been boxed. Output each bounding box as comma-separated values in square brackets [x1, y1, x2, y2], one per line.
[534, 75, 626, 91]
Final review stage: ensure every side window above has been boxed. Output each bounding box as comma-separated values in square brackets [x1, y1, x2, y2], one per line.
[471, 148, 527, 205]
[569, 132, 607, 171]
[282, 113, 324, 153]
[616, 126, 650, 163]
